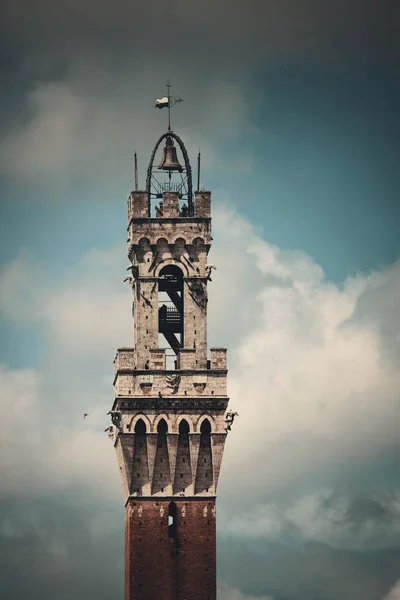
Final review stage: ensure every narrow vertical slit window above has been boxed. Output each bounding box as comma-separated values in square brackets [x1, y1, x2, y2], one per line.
[168, 501, 177, 538]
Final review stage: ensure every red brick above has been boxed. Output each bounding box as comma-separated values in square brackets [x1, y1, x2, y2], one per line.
[125, 498, 216, 600]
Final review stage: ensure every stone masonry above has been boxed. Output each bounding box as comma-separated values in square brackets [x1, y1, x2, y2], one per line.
[111, 187, 229, 600]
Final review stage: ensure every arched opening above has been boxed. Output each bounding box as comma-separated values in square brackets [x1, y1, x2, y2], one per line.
[133, 419, 148, 496]
[200, 419, 211, 435]
[179, 419, 190, 435]
[158, 265, 184, 367]
[195, 419, 213, 494]
[168, 501, 177, 538]
[134, 419, 147, 434]
[157, 419, 168, 435]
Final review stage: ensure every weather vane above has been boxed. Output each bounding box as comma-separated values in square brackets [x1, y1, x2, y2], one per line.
[155, 82, 183, 131]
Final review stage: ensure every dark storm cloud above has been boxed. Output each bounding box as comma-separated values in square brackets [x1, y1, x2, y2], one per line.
[1, 0, 400, 67]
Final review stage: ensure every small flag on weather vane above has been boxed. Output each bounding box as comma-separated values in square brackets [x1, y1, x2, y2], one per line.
[155, 96, 170, 109]
[155, 84, 183, 130]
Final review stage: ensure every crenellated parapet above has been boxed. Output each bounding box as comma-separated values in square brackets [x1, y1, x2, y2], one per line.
[127, 190, 211, 222]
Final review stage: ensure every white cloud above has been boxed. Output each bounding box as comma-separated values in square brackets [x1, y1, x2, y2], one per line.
[0, 83, 88, 178]
[0, 256, 46, 324]
[0, 363, 120, 500]
[1, 204, 400, 554]
[218, 581, 274, 600]
[382, 581, 400, 600]
[0, 67, 255, 184]
[43, 246, 132, 354]
[209, 208, 400, 505]
[0, 245, 131, 355]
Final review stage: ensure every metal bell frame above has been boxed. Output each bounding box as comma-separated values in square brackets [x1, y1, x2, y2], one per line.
[146, 131, 193, 216]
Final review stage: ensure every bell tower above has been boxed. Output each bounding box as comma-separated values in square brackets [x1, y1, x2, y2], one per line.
[110, 95, 230, 600]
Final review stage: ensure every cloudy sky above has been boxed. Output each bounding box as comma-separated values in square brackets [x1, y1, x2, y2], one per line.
[1, 1, 400, 599]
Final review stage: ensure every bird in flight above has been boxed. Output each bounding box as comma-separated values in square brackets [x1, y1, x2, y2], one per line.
[84, 413, 89, 418]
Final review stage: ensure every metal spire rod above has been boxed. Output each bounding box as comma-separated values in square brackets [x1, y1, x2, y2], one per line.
[167, 81, 171, 131]
[197, 151, 201, 191]
[165, 81, 183, 131]
[134, 152, 138, 191]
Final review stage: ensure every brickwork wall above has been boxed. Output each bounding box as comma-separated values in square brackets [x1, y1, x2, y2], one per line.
[194, 192, 211, 218]
[125, 498, 216, 600]
[162, 192, 180, 218]
[128, 220, 211, 252]
[152, 433, 172, 495]
[128, 191, 149, 220]
[210, 348, 227, 370]
[183, 279, 208, 369]
[114, 369, 227, 398]
[133, 280, 158, 369]
[129, 219, 212, 371]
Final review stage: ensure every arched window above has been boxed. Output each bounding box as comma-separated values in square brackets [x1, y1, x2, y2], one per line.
[200, 418, 212, 452]
[157, 419, 168, 435]
[195, 419, 213, 494]
[200, 419, 211, 435]
[168, 502, 177, 538]
[134, 419, 147, 435]
[133, 419, 148, 495]
[179, 419, 190, 435]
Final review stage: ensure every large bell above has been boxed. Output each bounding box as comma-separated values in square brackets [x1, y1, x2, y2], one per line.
[158, 137, 183, 172]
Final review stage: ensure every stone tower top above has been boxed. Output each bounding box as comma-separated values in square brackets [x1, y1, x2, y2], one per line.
[111, 120, 230, 505]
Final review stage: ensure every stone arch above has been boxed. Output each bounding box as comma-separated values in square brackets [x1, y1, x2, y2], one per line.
[192, 236, 205, 246]
[194, 413, 216, 433]
[200, 419, 211, 434]
[138, 236, 151, 248]
[155, 238, 172, 264]
[172, 237, 187, 262]
[153, 413, 170, 432]
[189, 236, 206, 262]
[159, 264, 184, 279]
[157, 419, 168, 434]
[155, 258, 189, 277]
[129, 413, 152, 433]
[134, 418, 147, 434]
[136, 237, 152, 263]
[155, 237, 170, 247]
[168, 234, 188, 245]
[178, 418, 191, 434]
